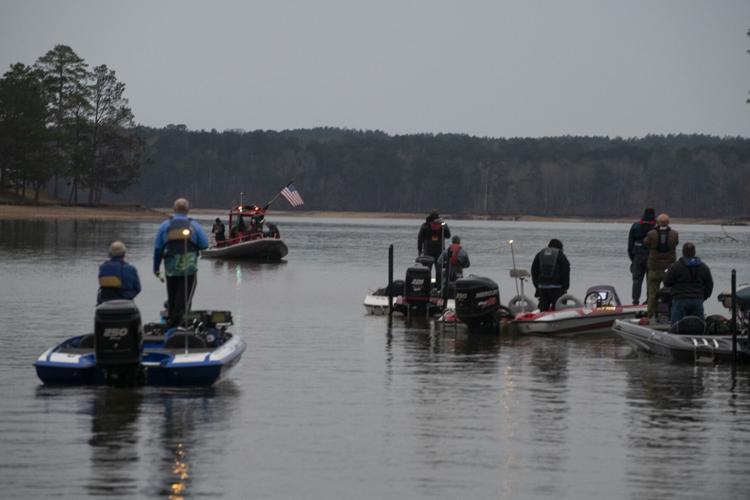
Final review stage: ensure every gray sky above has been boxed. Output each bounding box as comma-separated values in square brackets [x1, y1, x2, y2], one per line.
[1, 0, 749, 138]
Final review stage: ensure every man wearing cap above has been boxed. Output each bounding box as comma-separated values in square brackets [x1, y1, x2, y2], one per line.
[627, 207, 656, 305]
[153, 198, 209, 327]
[97, 240, 141, 305]
[664, 242, 713, 324]
[644, 213, 679, 318]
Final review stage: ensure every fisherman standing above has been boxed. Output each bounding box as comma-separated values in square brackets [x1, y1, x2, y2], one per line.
[531, 239, 570, 311]
[627, 207, 656, 305]
[437, 235, 470, 282]
[644, 213, 679, 318]
[212, 217, 226, 243]
[97, 240, 141, 305]
[663, 242, 713, 324]
[417, 209, 451, 287]
[153, 198, 209, 327]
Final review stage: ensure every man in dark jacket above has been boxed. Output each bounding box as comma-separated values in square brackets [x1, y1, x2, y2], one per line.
[531, 238, 571, 311]
[663, 242, 713, 324]
[97, 241, 141, 305]
[644, 213, 679, 317]
[417, 210, 451, 286]
[627, 207, 656, 305]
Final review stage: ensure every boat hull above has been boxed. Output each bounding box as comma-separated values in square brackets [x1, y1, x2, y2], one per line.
[612, 319, 750, 363]
[363, 293, 454, 317]
[512, 305, 645, 336]
[33, 334, 246, 386]
[202, 238, 288, 260]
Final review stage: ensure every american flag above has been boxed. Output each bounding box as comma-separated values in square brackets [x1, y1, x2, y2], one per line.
[280, 182, 304, 207]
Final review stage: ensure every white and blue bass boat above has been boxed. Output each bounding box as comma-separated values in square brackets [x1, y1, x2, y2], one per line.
[34, 300, 246, 386]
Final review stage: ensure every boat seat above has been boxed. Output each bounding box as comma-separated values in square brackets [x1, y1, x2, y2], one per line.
[76, 334, 95, 348]
[670, 316, 706, 335]
[705, 315, 732, 335]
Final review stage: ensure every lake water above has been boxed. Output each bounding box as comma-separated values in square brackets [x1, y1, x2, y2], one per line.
[1, 215, 749, 499]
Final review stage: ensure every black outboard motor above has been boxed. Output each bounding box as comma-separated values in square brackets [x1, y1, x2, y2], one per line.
[454, 276, 501, 329]
[94, 299, 144, 386]
[404, 266, 431, 307]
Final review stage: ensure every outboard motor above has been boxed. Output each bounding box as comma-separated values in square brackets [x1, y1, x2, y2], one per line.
[454, 276, 500, 329]
[94, 299, 144, 386]
[404, 266, 431, 306]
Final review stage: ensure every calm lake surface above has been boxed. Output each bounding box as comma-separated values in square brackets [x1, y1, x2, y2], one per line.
[1, 215, 750, 499]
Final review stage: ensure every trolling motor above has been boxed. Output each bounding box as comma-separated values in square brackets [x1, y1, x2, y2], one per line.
[94, 299, 144, 386]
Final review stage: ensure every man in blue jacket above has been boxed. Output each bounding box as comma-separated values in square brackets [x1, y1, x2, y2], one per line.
[153, 198, 209, 327]
[663, 242, 713, 324]
[97, 241, 141, 305]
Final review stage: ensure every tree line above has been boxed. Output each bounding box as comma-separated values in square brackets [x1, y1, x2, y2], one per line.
[111, 127, 750, 218]
[0, 45, 143, 203]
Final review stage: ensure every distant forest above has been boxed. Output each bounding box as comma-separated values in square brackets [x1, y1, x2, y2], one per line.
[110, 127, 750, 218]
[3, 46, 750, 218]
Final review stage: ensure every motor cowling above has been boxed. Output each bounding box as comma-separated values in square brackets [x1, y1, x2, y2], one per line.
[454, 276, 500, 325]
[94, 300, 143, 384]
[405, 267, 431, 303]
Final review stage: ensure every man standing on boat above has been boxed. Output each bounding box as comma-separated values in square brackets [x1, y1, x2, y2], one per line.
[97, 240, 141, 305]
[644, 213, 679, 318]
[437, 235, 470, 282]
[663, 242, 713, 324]
[212, 217, 226, 244]
[417, 210, 451, 287]
[153, 198, 209, 327]
[627, 207, 656, 305]
[531, 239, 570, 311]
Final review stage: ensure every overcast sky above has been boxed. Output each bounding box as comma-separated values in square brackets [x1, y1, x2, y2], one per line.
[1, 0, 749, 138]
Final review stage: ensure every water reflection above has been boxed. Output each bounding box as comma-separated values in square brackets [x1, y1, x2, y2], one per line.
[146, 384, 240, 498]
[209, 259, 287, 285]
[621, 360, 729, 499]
[526, 339, 570, 495]
[87, 388, 144, 496]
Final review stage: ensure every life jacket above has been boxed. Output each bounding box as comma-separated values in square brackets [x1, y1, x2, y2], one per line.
[423, 220, 445, 256]
[98, 259, 124, 303]
[656, 227, 671, 253]
[163, 217, 200, 277]
[449, 243, 461, 266]
[429, 221, 443, 240]
[539, 247, 559, 280]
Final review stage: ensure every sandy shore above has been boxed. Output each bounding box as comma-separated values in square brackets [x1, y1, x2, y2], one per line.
[0, 203, 742, 225]
[0, 204, 168, 220]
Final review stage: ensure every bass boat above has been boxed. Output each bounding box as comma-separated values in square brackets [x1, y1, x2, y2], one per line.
[511, 285, 646, 336]
[364, 255, 452, 318]
[612, 285, 750, 363]
[34, 300, 246, 386]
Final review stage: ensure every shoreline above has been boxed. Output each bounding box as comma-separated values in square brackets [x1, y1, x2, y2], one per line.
[0, 203, 168, 220]
[0, 203, 744, 226]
